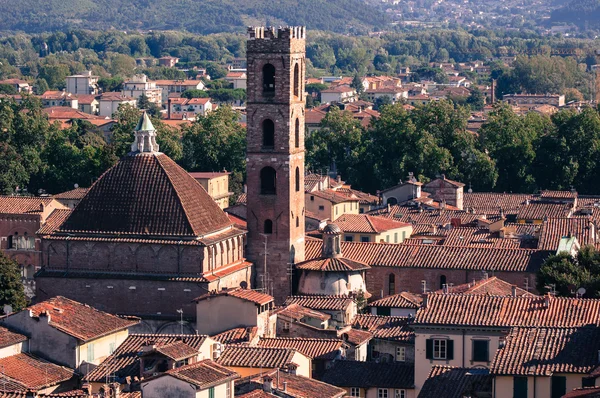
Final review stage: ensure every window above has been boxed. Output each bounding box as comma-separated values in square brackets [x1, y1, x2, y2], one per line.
[295, 167, 300, 192]
[472, 340, 489, 362]
[439, 275, 447, 290]
[295, 118, 300, 148]
[345, 236, 354, 242]
[109, 342, 116, 355]
[402, 231, 406, 241]
[386, 235, 390, 243]
[350, 387, 360, 397]
[310, 195, 314, 201]
[551, 376, 566, 398]
[263, 64, 275, 93]
[361, 236, 370, 243]
[262, 119, 275, 148]
[388, 273, 395, 295]
[86, 343, 95, 362]
[226, 381, 232, 398]
[378, 389, 389, 398]
[264, 219, 273, 234]
[283, 321, 290, 331]
[260, 167, 276, 195]
[8, 233, 35, 250]
[319, 205, 325, 211]
[426, 338, 453, 360]
[208, 386, 215, 398]
[293, 63, 300, 98]
[583, 377, 596, 388]
[394, 233, 398, 243]
[395, 390, 406, 398]
[396, 346, 406, 362]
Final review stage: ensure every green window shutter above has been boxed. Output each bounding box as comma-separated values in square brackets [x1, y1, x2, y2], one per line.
[514, 376, 528, 398]
[425, 339, 433, 359]
[473, 340, 489, 362]
[447, 339, 454, 360]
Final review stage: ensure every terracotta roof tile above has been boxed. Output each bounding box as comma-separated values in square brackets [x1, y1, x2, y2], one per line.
[541, 190, 577, 199]
[157, 359, 239, 388]
[321, 361, 414, 389]
[211, 327, 257, 345]
[37, 209, 72, 235]
[153, 340, 199, 361]
[53, 188, 89, 200]
[284, 295, 354, 311]
[238, 371, 346, 398]
[334, 188, 378, 205]
[194, 288, 274, 306]
[258, 338, 344, 360]
[418, 366, 492, 398]
[369, 292, 423, 308]
[516, 202, 573, 220]
[368, 205, 482, 226]
[491, 326, 600, 376]
[273, 304, 331, 322]
[217, 345, 297, 368]
[340, 328, 373, 346]
[415, 294, 600, 328]
[99, 92, 135, 101]
[563, 387, 600, 398]
[0, 327, 27, 349]
[435, 276, 535, 296]
[295, 257, 370, 272]
[309, 189, 358, 204]
[463, 193, 533, 214]
[352, 314, 414, 342]
[333, 214, 411, 234]
[21, 296, 138, 342]
[538, 218, 595, 251]
[0, 196, 55, 215]
[0, 353, 75, 391]
[85, 334, 209, 382]
[58, 153, 232, 237]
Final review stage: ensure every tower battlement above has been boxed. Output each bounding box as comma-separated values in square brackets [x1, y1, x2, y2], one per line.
[247, 26, 306, 54]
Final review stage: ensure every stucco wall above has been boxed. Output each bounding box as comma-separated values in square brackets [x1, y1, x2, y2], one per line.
[196, 296, 258, 335]
[142, 375, 196, 398]
[298, 270, 367, 296]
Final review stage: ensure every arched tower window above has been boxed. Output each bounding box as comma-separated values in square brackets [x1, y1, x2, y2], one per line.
[296, 216, 300, 228]
[294, 118, 300, 148]
[295, 167, 300, 192]
[264, 219, 273, 234]
[263, 64, 275, 93]
[389, 273, 396, 295]
[293, 63, 300, 98]
[440, 275, 447, 290]
[262, 119, 275, 148]
[260, 167, 277, 195]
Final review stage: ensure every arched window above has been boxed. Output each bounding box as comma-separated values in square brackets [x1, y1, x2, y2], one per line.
[262, 119, 275, 148]
[295, 167, 300, 192]
[440, 275, 447, 290]
[293, 63, 300, 98]
[264, 219, 273, 234]
[260, 167, 277, 195]
[388, 273, 396, 295]
[263, 64, 275, 93]
[294, 118, 300, 148]
[387, 197, 398, 205]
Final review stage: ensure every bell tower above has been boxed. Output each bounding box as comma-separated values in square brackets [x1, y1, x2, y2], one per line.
[245, 26, 306, 303]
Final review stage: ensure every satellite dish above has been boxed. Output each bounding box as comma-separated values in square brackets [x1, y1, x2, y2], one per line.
[74, 183, 79, 188]
[577, 287, 587, 296]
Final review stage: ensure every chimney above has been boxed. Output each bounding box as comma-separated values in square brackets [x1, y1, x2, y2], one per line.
[422, 293, 428, 308]
[263, 376, 273, 393]
[167, 98, 171, 119]
[81, 382, 92, 395]
[511, 285, 517, 297]
[283, 381, 288, 392]
[543, 293, 551, 308]
[431, 224, 437, 235]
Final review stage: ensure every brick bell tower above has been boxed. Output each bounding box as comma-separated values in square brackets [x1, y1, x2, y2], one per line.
[245, 26, 306, 303]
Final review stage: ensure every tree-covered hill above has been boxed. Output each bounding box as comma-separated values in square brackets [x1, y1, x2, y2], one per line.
[551, 0, 600, 29]
[0, 0, 386, 34]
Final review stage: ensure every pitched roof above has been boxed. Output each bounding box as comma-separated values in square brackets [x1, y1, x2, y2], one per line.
[0, 196, 55, 215]
[274, 303, 331, 322]
[491, 326, 600, 376]
[85, 334, 209, 382]
[563, 387, 600, 398]
[305, 240, 544, 272]
[151, 340, 199, 361]
[0, 327, 26, 349]
[341, 328, 373, 346]
[217, 346, 297, 368]
[284, 295, 354, 311]
[352, 314, 414, 342]
[0, 353, 75, 391]
[418, 366, 493, 398]
[309, 189, 358, 204]
[211, 327, 257, 344]
[258, 338, 344, 360]
[53, 187, 89, 200]
[321, 361, 414, 389]
[75, 94, 98, 105]
[516, 202, 573, 220]
[295, 257, 370, 272]
[37, 209, 72, 235]
[541, 190, 577, 199]
[334, 187, 378, 205]
[538, 218, 595, 251]
[369, 292, 423, 308]
[333, 214, 411, 234]
[153, 359, 238, 389]
[238, 371, 346, 398]
[463, 193, 534, 214]
[415, 294, 600, 328]
[20, 296, 138, 342]
[194, 288, 274, 306]
[58, 153, 232, 237]
[434, 276, 535, 296]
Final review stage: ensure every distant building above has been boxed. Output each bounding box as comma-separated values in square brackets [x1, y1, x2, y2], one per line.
[98, 92, 136, 117]
[155, 79, 206, 103]
[65, 71, 99, 95]
[76, 94, 99, 115]
[0, 78, 32, 93]
[122, 74, 162, 104]
[39, 90, 78, 109]
[225, 71, 247, 90]
[189, 171, 232, 209]
[321, 85, 357, 104]
[158, 56, 179, 68]
[503, 93, 565, 108]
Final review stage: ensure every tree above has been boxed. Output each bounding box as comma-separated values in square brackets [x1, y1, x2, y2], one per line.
[137, 94, 161, 117]
[0, 252, 27, 314]
[98, 76, 124, 93]
[537, 245, 600, 297]
[0, 84, 17, 95]
[181, 89, 209, 99]
[351, 74, 364, 97]
[466, 87, 485, 111]
[373, 95, 393, 110]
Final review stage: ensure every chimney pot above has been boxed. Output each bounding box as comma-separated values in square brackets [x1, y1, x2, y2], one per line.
[263, 376, 273, 393]
[511, 286, 517, 297]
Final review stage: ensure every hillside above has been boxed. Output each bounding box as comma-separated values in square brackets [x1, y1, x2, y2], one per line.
[0, 0, 386, 34]
[550, 0, 600, 29]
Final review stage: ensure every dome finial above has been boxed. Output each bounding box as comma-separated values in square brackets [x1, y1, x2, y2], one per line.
[131, 111, 160, 154]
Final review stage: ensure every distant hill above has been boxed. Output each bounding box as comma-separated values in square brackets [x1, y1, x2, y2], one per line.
[551, 0, 600, 29]
[0, 0, 386, 34]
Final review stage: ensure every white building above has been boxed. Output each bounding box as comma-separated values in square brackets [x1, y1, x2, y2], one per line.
[65, 71, 99, 95]
[98, 92, 137, 117]
[122, 74, 162, 104]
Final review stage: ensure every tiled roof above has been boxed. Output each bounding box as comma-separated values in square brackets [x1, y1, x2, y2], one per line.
[156, 359, 239, 388]
[516, 202, 573, 220]
[237, 391, 276, 398]
[153, 340, 199, 361]
[352, 314, 414, 342]
[369, 205, 482, 226]
[258, 338, 343, 360]
[309, 189, 358, 204]
[155, 79, 204, 86]
[295, 257, 370, 272]
[491, 326, 600, 376]
[0, 327, 27, 349]
[538, 218, 595, 251]
[321, 85, 355, 94]
[341, 328, 373, 346]
[0, 196, 55, 215]
[334, 188, 378, 205]
[75, 94, 98, 105]
[321, 361, 414, 389]
[44, 107, 105, 120]
[284, 295, 354, 311]
[406, 224, 538, 249]
[236, 193, 247, 204]
[21, 296, 138, 342]
[333, 214, 411, 234]
[217, 345, 297, 368]
[211, 327, 257, 345]
[37, 209, 72, 235]
[463, 193, 533, 214]
[0, 353, 75, 391]
[238, 370, 346, 398]
[273, 303, 331, 322]
[304, 109, 327, 125]
[418, 366, 493, 398]
[434, 276, 535, 296]
[305, 240, 544, 272]
[541, 190, 577, 199]
[369, 292, 422, 308]
[99, 92, 135, 101]
[85, 334, 209, 382]
[53, 187, 89, 200]
[194, 288, 274, 306]
[415, 294, 600, 328]
[563, 387, 600, 398]
[58, 153, 232, 237]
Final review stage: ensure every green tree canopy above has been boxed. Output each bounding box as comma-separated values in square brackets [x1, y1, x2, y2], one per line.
[0, 252, 27, 314]
[537, 245, 600, 297]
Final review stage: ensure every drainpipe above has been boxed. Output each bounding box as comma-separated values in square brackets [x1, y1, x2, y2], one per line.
[462, 330, 466, 367]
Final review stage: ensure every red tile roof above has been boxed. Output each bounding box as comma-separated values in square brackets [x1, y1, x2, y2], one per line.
[415, 294, 600, 328]
[541, 190, 577, 199]
[217, 345, 298, 369]
[99, 92, 135, 101]
[153, 340, 199, 361]
[538, 218, 595, 251]
[516, 202, 573, 220]
[284, 295, 354, 311]
[369, 292, 423, 308]
[0, 327, 26, 349]
[333, 214, 411, 234]
[194, 288, 274, 306]
[211, 327, 257, 344]
[295, 257, 370, 272]
[563, 387, 600, 398]
[21, 296, 138, 342]
[352, 314, 414, 342]
[188, 172, 230, 178]
[37, 209, 72, 235]
[273, 303, 331, 322]
[334, 187, 378, 205]
[340, 328, 373, 346]
[418, 366, 492, 398]
[53, 187, 89, 200]
[321, 361, 414, 389]
[58, 153, 232, 237]
[491, 326, 600, 376]
[239, 370, 346, 398]
[309, 189, 358, 204]
[0, 196, 55, 215]
[0, 353, 75, 391]
[463, 193, 533, 214]
[85, 334, 209, 382]
[258, 338, 344, 360]
[434, 276, 535, 296]
[75, 94, 98, 105]
[155, 359, 239, 388]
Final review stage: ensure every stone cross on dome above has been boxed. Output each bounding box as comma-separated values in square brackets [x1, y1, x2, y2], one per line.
[131, 111, 160, 153]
